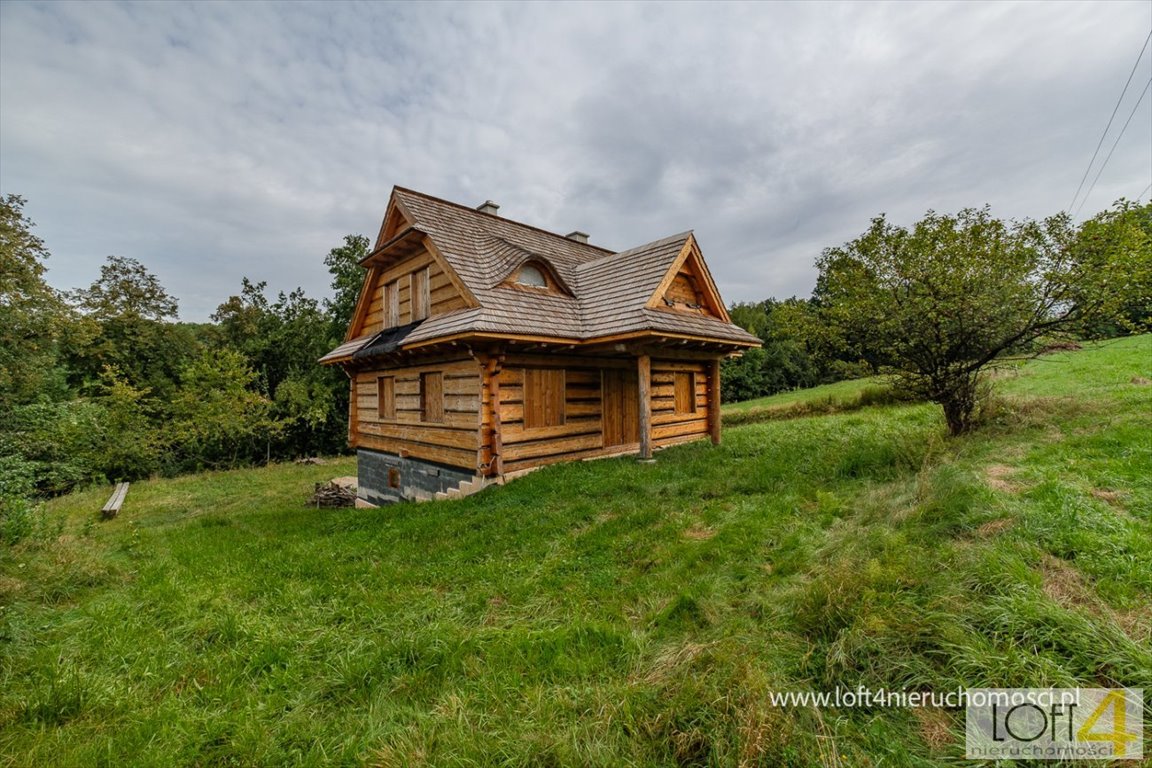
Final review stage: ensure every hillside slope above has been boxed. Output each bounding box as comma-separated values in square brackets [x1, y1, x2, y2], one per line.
[2, 336, 1150, 766]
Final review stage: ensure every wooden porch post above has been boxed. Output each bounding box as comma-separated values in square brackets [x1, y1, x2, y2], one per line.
[638, 354, 652, 460]
[481, 352, 504, 477]
[347, 370, 359, 447]
[488, 355, 504, 477]
[709, 358, 722, 445]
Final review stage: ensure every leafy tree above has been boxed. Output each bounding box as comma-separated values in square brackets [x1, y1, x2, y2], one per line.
[71, 254, 178, 321]
[1, 400, 109, 494]
[723, 298, 853, 402]
[728, 301, 772, 340]
[213, 279, 348, 457]
[1072, 200, 1152, 336]
[815, 205, 1146, 435]
[0, 194, 69, 406]
[324, 234, 370, 336]
[66, 255, 193, 395]
[93, 366, 163, 481]
[170, 348, 278, 469]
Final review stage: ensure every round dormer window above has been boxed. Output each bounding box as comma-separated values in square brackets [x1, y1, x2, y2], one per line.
[516, 264, 547, 288]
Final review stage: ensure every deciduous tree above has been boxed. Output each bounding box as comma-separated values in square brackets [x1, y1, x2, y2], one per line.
[0, 195, 69, 406]
[815, 204, 1147, 435]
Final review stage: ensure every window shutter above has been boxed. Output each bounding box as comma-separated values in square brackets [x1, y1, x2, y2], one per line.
[524, 369, 566, 429]
[385, 281, 399, 327]
[412, 268, 430, 321]
[420, 371, 443, 423]
[674, 371, 697, 415]
[377, 376, 395, 420]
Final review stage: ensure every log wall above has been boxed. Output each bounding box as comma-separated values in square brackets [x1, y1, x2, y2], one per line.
[649, 359, 711, 448]
[496, 353, 715, 473]
[352, 357, 481, 470]
[362, 250, 469, 333]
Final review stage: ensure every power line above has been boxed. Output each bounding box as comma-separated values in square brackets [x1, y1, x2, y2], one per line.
[1137, 183, 1152, 202]
[1072, 76, 1151, 218]
[1067, 30, 1151, 214]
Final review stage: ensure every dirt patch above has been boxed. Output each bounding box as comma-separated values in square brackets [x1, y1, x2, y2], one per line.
[1040, 555, 1150, 643]
[1089, 488, 1135, 520]
[1090, 488, 1124, 507]
[1041, 555, 1098, 615]
[683, 527, 716, 541]
[984, 464, 1018, 493]
[0, 575, 25, 600]
[912, 706, 955, 752]
[975, 517, 1015, 537]
[638, 641, 716, 685]
[1131, 376, 1150, 386]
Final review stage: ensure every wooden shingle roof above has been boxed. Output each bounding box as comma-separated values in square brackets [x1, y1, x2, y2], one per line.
[321, 187, 760, 363]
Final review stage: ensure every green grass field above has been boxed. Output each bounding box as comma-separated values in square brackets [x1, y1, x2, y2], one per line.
[2, 336, 1150, 767]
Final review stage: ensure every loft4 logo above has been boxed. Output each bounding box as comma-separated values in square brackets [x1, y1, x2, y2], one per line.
[966, 688, 1144, 761]
[1077, 689, 1141, 757]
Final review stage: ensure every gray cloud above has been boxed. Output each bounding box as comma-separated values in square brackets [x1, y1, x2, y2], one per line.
[1, 0, 1149, 320]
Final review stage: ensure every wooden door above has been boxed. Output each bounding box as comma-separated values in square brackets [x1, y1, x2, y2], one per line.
[602, 368, 639, 447]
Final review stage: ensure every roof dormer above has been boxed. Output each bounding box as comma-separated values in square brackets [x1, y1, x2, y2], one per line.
[498, 258, 572, 297]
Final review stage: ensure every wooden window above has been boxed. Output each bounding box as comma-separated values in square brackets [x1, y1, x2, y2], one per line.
[674, 371, 697, 415]
[384, 281, 399, 328]
[524, 368, 566, 429]
[420, 371, 443, 423]
[411, 268, 430, 321]
[376, 376, 395, 420]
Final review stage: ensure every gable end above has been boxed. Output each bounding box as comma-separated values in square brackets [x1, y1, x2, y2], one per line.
[646, 236, 730, 322]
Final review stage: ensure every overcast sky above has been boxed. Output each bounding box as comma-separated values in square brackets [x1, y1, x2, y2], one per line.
[2, 1, 1150, 322]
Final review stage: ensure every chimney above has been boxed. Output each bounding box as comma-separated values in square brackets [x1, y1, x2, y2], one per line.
[565, 230, 589, 244]
[476, 200, 500, 216]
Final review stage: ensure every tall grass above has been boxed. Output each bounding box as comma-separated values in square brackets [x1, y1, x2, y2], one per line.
[1, 336, 1149, 766]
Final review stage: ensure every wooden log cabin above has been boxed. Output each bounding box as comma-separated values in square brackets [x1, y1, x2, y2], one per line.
[320, 187, 760, 503]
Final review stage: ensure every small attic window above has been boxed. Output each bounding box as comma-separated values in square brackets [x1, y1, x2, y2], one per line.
[516, 264, 547, 288]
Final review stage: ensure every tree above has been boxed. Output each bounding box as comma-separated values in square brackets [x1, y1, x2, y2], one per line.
[71, 254, 178, 322]
[722, 298, 852, 402]
[324, 234, 369, 336]
[1072, 200, 1152, 336]
[170, 348, 278, 469]
[814, 205, 1146, 435]
[0, 195, 69, 406]
[213, 279, 349, 457]
[93, 366, 163, 481]
[66, 255, 192, 395]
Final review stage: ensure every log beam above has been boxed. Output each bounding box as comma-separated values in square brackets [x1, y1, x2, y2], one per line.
[483, 351, 505, 477]
[638, 353, 652, 460]
[348, 374, 359, 447]
[708, 357, 722, 445]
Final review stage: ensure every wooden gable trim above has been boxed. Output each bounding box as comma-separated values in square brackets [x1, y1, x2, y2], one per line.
[360, 226, 424, 267]
[644, 235, 731, 323]
[345, 264, 382, 342]
[374, 194, 412, 250]
[421, 234, 481, 309]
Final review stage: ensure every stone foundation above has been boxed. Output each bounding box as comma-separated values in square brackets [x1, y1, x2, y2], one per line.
[357, 449, 476, 504]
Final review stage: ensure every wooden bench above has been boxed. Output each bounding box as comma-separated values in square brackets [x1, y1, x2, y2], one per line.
[101, 482, 130, 520]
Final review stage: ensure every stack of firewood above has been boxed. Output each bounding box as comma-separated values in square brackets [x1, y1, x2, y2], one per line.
[309, 481, 356, 508]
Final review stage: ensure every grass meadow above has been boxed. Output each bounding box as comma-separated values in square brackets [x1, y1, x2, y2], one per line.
[1, 336, 1150, 766]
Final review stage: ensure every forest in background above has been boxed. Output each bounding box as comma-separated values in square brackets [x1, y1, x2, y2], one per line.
[1, 194, 370, 519]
